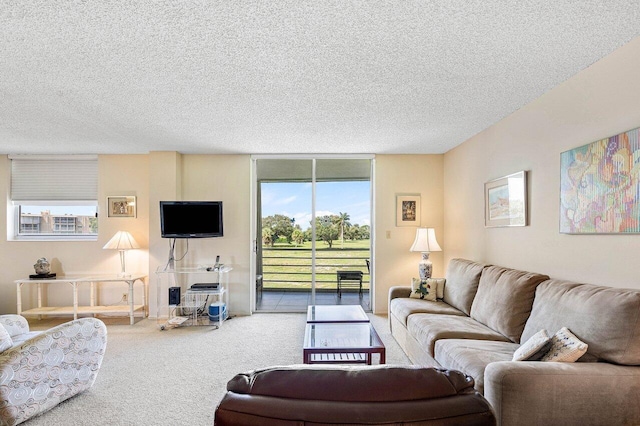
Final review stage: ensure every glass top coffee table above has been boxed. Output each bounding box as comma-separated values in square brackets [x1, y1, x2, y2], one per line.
[306, 304, 369, 323]
[303, 322, 385, 365]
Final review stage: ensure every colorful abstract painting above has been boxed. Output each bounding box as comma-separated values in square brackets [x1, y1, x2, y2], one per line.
[560, 127, 640, 233]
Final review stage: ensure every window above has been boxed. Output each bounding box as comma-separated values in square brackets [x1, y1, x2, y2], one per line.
[54, 216, 78, 233]
[19, 215, 40, 233]
[9, 155, 98, 240]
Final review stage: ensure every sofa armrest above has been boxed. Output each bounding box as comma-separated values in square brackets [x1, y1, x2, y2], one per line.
[388, 286, 412, 329]
[0, 314, 30, 337]
[389, 285, 412, 302]
[484, 361, 640, 426]
[0, 318, 107, 426]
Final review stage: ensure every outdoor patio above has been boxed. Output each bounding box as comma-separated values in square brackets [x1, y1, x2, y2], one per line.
[256, 289, 370, 312]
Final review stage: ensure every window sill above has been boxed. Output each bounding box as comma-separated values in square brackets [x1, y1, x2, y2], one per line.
[11, 235, 98, 242]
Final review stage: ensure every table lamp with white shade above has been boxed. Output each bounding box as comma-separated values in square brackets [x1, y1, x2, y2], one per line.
[409, 228, 442, 280]
[103, 231, 140, 277]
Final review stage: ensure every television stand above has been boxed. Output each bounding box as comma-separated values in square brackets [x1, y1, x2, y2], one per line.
[156, 266, 231, 330]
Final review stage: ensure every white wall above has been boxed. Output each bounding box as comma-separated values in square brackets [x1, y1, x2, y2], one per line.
[177, 154, 252, 315]
[135, 152, 253, 318]
[374, 155, 444, 314]
[0, 155, 150, 314]
[1, 152, 442, 316]
[444, 36, 640, 289]
[0, 152, 252, 317]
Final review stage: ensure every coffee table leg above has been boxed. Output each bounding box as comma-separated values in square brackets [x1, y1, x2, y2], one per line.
[380, 349, 386, 364]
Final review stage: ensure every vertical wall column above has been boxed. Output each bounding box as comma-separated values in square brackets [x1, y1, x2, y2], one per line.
[148, 151, 182, 316]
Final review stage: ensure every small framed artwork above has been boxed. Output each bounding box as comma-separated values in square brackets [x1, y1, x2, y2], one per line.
[484, 171, 527, 227]
[396, 194, 421, 227]
[107, 196, 136, 218]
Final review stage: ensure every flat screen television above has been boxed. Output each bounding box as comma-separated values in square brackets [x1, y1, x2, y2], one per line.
[160, 201, 223, 238]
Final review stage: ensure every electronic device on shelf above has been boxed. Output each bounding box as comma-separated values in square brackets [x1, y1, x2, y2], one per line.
[160, 201, 223, 238]
[168, 287, 181, 305]
[189, 282, 219, 291]
[206, 255, 223, 271]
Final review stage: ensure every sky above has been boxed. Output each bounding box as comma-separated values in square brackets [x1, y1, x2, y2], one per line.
[261, 181, 370, 230]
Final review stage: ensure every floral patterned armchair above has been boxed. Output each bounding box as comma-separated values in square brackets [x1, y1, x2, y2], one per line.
[0, 315, 107, 426]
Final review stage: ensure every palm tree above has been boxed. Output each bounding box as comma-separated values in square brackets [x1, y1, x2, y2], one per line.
[337, 212, 351, 249]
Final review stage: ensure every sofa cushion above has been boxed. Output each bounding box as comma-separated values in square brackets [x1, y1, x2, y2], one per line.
[521, 280, 640, 365]
[390, 298, 466, 326]
[470, 266, 548, 343]
[407, 313, 510, 356]
[435, 278, 446, 299]
[442, 259, 487, 315]
[434, 339, 518, 395]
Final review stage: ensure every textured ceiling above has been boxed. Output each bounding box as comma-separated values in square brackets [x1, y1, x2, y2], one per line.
[1, 1, 640, 155]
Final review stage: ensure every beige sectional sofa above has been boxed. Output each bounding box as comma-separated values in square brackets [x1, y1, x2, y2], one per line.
[389, 258, 640, 426]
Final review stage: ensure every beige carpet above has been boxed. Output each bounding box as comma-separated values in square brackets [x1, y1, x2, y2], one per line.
[25, 313, 410, 425]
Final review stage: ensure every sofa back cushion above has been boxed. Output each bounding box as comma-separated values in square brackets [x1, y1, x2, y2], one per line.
[217, 366, 497, 426]
[521, 280, 640, 365]
[442, 259, 486, 315]
[227, 365, 476, 402]
[470, 266, 548, 343]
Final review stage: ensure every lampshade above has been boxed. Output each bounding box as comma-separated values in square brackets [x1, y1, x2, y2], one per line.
[409, 228, 442, 253]
[103, 231, 139, 277]
[103, 231, 140, 251]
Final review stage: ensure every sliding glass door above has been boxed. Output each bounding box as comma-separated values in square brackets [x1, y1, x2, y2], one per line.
[252, 156, 373, 313]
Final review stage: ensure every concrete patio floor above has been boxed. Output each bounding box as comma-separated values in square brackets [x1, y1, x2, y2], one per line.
[256, 289, 371, 312]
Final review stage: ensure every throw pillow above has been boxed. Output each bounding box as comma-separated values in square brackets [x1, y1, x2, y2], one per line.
[0, 323, 13, 353]
[512, 329, 552, 361]
[541, 327, 588, 362]
[433, 278, 446, 299]
[410, 278, 437, 301]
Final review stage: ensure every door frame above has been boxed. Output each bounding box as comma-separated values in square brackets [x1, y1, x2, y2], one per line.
[250, 154, 376, 313]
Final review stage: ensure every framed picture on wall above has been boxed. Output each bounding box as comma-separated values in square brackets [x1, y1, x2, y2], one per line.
[484, 171, 527, 227]
[396, 194, 421, 227]
[560, 126, 640, 233]
[107, 196, 136, 218]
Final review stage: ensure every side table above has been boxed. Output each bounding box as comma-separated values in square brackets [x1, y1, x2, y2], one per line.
[16, 274, 148, 325]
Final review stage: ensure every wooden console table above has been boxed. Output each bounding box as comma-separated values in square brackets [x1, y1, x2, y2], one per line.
[15, 273, 148, 325]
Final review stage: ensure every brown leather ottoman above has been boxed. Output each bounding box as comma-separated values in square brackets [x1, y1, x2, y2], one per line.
[214, 365, 496, 425]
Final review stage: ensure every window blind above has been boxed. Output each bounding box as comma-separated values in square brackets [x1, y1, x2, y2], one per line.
[256, 158, 372, 182]
[10, 155, 98, 203]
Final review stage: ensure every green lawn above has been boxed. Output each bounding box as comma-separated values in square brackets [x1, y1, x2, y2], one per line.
[262, 239, 370, 290]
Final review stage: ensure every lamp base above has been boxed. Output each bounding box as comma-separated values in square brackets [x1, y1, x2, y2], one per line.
[418, 252, 433, 280]
[118, 250, 130, 278]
